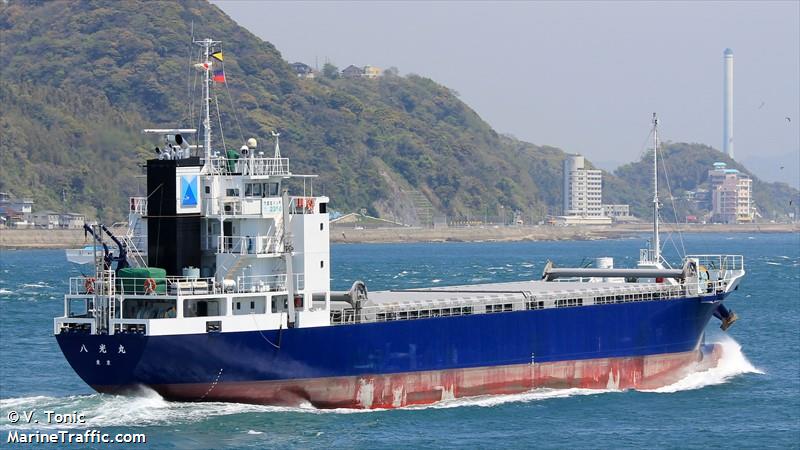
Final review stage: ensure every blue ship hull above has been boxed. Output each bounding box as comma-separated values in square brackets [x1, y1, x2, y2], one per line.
[56, 295, 724, 408]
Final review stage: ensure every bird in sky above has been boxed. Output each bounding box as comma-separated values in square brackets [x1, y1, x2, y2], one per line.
[786, 117, 792, 122]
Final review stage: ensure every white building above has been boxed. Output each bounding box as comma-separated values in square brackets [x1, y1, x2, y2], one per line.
[0, 192, 34, 218]
[602, 204, 634, 222]
[709, 162, 753, 223]
[561, 155, 611, 225]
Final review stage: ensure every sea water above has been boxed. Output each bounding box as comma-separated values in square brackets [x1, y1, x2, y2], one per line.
[0, 233, 797, 448]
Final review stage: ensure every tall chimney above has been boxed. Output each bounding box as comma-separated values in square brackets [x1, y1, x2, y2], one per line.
[723, 48, 734, 159]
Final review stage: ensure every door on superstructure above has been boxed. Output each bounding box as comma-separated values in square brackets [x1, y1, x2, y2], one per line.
[223, 221, 232, 251]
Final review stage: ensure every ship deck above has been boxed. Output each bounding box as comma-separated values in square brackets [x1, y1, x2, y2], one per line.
[365, 280, 652, 305]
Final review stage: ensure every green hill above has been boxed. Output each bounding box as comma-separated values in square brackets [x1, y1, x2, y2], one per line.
[0, 0, 796, 224]
[0, 0, 565, 223]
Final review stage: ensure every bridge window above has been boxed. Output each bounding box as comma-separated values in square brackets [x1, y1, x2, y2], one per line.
[265, 182, 279, 197]
[245, 183, 262, 197]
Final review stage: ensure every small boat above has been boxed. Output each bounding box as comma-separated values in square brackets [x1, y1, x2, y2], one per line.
[65, 246, 104, 265]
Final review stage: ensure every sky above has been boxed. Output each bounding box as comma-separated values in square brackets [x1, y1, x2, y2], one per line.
[213, 1, 800, 186]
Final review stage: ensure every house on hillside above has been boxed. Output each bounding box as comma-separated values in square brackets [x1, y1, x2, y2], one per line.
[0, 192, 34, 220]
[59, 212, 85, 229]
[363, 65, 382, 79]
[341, 65, 364, 78]
[290, 62, 315, 79]
[32, 211, 60, 229]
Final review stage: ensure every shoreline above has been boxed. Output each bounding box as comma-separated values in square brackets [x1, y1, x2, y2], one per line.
[1, 223, 796, 249]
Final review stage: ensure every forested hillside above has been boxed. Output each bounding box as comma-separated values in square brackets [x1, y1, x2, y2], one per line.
[0, 0, 566, 223]
[0, 0, 795, 223]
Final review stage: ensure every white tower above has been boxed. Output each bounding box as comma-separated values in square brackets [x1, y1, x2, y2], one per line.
[723, 48, 734, 159]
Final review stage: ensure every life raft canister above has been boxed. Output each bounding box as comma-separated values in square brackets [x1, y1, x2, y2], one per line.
[294, 197, 315, 212]
[84, 277, 96, 294]
[143, 278, 157, 295]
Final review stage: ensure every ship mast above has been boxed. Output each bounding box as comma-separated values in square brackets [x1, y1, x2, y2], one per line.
[652, 113, 660, 264]
[195, 38, 220, 165]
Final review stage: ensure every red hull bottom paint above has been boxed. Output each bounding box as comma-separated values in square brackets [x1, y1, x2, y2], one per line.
[97, 344, 723, 409]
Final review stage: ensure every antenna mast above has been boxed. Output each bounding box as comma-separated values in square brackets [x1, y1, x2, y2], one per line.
[652, 113, 660, 264]
[194, 38, 220, 166]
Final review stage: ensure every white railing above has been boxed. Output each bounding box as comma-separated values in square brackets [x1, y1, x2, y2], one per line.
[69, 275, 213, 296]
[235, 273, 305, 293]
[220, 199, 243, 215]
[68, 273, 305, 297]
[214, 235, 282, 255]
[54, 317, 96, 335]
[129, 197, 147, 215]
[685, 254, 744, 272]
[210, 157, 290, 176]
[639, 248, 658, 264]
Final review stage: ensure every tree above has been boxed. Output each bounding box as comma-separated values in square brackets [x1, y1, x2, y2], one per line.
[322, 63, 339, 79]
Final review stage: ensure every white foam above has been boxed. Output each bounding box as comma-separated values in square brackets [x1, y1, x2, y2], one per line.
[643, 337, 762, 394]
[415, 387, 617, 410]
[0, 288, 13, 294]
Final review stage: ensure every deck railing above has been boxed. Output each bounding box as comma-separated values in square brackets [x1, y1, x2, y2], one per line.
[685, 254, 744, 272]
[236, 273, 305, 293]
[210, 157, 290, 176]
[212, 235, 282, 255]
[129, 197, 147, 215]
[67, 273, 305, 297]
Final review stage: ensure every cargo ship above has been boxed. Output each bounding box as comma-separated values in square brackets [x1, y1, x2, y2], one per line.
[55, 39, 745, 409]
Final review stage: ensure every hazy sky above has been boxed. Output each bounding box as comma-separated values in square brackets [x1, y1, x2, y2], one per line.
[214, 1, 799, 184]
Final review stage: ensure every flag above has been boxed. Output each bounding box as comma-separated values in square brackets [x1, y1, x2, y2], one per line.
[211, 51, 223, 62]
[212, 66, 225, 83]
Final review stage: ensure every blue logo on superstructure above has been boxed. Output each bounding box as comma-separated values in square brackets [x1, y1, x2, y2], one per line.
[181, 176, 198, 207]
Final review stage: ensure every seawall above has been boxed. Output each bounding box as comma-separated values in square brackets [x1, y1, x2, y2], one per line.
[1, 223, 796, 249]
